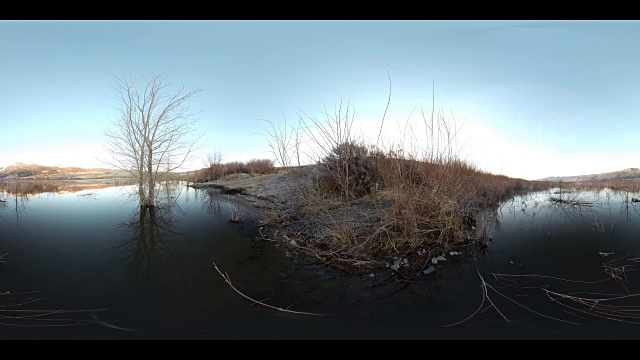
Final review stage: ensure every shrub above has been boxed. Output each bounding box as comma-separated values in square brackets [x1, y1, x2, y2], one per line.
[247, 159, 276, 175]
[318, 141, 377, 199]
[224, 161, 249, 175]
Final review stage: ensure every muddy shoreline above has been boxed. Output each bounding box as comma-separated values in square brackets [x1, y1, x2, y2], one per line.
[187, 172, 299, 213]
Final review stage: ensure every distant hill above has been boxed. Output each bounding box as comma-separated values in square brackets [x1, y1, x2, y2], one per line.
[539, 168, 640, 182]
[0, 162, 124, 179]
[0, 162, 198, 181]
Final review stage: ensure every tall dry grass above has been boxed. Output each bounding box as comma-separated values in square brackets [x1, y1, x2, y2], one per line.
[261, 81, 553, 274]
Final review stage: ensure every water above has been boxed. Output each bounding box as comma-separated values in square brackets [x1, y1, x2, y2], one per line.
[3, 182, 640, 339]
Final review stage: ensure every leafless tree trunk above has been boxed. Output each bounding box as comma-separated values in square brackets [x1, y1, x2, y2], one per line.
[101, 72, 202, 208]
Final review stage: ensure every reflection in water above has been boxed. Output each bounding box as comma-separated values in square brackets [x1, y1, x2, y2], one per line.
[8, 179, 640, 338]
[107, 185, 186, 288]
[493, 187, 640, 235]
[0, 179, 117, 196]
[447, 187, 640, 336]
[0, 189, 30, 226]
[0, 184, 109, 328]
[0, 179, 122, 226]
[200, 190, 221, 216]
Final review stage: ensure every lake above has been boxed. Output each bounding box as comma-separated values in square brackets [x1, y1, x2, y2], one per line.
[2, 181, 640, 339]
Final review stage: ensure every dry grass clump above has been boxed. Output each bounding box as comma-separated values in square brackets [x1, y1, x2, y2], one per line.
[260, 81, 553, 276]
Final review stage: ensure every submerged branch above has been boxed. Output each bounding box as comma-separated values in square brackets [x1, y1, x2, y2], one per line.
[212, 262, 329, 316]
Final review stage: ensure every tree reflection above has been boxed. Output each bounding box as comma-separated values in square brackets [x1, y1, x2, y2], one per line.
[200, 190, 221, 216]
[108, 184, 186, 288]
[0, 190, 30, 226]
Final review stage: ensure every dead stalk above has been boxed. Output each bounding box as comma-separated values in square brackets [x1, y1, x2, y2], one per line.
[446, 271, 581, 328]
[260, 75, 554, 276]
[0, 290, 108, 327]
[212, 262, 329, 316]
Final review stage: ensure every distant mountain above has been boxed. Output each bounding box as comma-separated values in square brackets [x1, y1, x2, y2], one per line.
[539, 168, 640, 182]
[0, 162, 197, 181]
[0, 162, 118, 179]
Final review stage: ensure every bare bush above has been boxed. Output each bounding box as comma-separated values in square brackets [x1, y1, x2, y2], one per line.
[204, 151, 225, 181]
[247, 158, 276, 175]
[261, 78, 552, 275]
[318, 141, 377, 198]
[224, 161, 249, 175]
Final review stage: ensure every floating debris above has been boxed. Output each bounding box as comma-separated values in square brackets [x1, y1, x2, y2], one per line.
[549, 196, 593, 207]
[598, 251, 614, 257]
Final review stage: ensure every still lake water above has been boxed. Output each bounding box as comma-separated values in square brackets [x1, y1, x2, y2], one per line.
[3, 182, 640, 339]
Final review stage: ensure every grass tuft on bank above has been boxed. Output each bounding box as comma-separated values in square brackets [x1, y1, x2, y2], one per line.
[260, 88, 553, 276]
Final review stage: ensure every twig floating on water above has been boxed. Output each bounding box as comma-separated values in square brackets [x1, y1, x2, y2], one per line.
[212, 261, 329, 316]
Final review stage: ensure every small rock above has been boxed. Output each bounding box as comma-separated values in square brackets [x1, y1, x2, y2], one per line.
[449, 251, 460, 256]
[423, 266, 437, 275]
[431, 258, 438, 264]
[436, 255, 447, 261]
[289, 239, 297, 246]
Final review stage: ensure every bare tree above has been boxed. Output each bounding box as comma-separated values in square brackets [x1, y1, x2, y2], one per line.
[203, 150, 224, 181]
[101, 72, 202, 208]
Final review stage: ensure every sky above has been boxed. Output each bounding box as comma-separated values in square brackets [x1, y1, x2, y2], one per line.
[2, 20, 640, 181]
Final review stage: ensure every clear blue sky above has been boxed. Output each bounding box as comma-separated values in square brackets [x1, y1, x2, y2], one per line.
[2, 20, 640, 180]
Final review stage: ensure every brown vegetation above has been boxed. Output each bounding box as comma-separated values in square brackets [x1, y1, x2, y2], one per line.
[247, 159, 276, 175]
[190, 158, 276, 183]
[259, 87, 555, 278]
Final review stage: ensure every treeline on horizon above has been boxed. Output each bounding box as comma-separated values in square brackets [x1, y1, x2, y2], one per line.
[190, 158, 277, 183]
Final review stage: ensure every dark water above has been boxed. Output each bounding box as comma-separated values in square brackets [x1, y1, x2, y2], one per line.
[2, 182, 640, 339]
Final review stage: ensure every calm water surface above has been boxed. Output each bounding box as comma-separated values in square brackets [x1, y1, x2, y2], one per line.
[2, 183, 640, 339]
